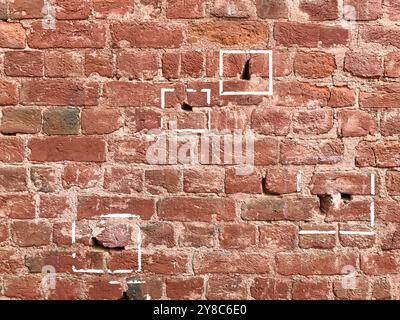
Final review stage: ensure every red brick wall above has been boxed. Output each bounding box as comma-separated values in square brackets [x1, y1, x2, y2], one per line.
[0, 0, 399, 300]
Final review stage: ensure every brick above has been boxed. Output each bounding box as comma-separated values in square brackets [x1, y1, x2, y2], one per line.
[126, 108, 162, 133]
[104, 82, 161, 107]
[189, 21, 267, 45]
[93, 0, 134, 17]
[294, 51, 336, 78]
[383, 0, 400, 20]
[62, 164, 101, 189]
[0, 80, 18, 105]
[159, 197, 235, 222]
[125, 276, 163, 300]
[48, 278, 82, 300]
[1, 107, 41, 134]
[0, 250, 24, 274]
[0, 137, 24, 162]
[281, 140, 344, 165]
[0, 167, 27, 192]
[259, 223, 297, 250]
[77, 196, 155, 220]
[104, 167, 143, 193]
[242, 197, 318, 221]
[86, 277, 123, 300]
[386, 171, 400, 195]
[211, 0, 251, 18]
[324, 199, 371, 222]
[29, 137, 106, 162]
[44, 51, 83, 77]
[94, 223, 132, 248]
[166, 278, 203, 299]
[56, 0, 92, 20]
[361, 84, 400, 109]
[361, 253, 400, 275]
[9, 0, 44, 19]
[339, 224, 375, 248]
[250, 277, 290, 300]
[109, 137, 150, 163]
[179, 223, 215, 248]
[329, 86, 356, 107]
[39, 195, 70, 218]
[275, 82, 330, 107]
[384, 52, 400, 77]
[299, 225, 336, 249]
[356, 140, 400, 167]
[344, 51, 383, 78]
[145, 168, 181, 194]
[310, 172, 373, 195]
[344, 0, 382, 20]
[31, 167, 58, 193]
[300, 0, 338, 20]
[293, 110, 333, 135]
[251, 108, 291, 136]
[372, 278, 391, 300]
[254, 138, 279, 165]
[210, 110, 249, 131]
[5, 51, 43, 77]
[4, 276, 41, 299]
[339, 110, 376, 137]
[362, 26, 400, 49]
[0, 195, 35, 219]
[255, 0, 288, 18]
[166, 0, 205, 19]
[0, 222, 8, 243]
[276, 252, 357, 275]
[225, 168, 262, 194]
[292, 280, 331, 300]
[142, 222, 175, 247]
[21, 80, 99, 106]
[219, 223, 257, 249]
[85, 50, 113, 77]
[275, 22, 349, 47]
[117, 52, 158, 79]
[381, 110, 400, 136]
[194, 252, 270, 274]
[265, 168, 298, 194]
[111, 23, 183, 48]
[12, 221, 51, 247]
[207, 275, 246, 300]
[82, 108, 121, 134]
[181, 51, 203, 77]
[333, 277, 368, 300]
[43, 107, 80, 135]
[183, 168, 224, 193]
[162, 52, 180, 79]
[0, 22, 26, 48]
[28, 22, 105, 48]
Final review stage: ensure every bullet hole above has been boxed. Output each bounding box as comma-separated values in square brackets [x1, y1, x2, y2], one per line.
[261, 176, 267, 194]
[241, 59, 251, 80]
[181, 102, 193, 111]
[340, 193, 352, 203]
[318, 195, 332, 214]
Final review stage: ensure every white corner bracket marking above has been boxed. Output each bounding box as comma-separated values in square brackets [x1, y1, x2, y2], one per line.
[219, 49, 273, 96]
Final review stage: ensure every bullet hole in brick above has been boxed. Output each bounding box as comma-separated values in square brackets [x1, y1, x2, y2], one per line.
[181, 102, 193, 111]
[318, 194, 332, 214]
[261, 176, 267, 194]
[1, 132, 17, 136]
[341, 193, 352, 203]
[241, 59, 251, 80]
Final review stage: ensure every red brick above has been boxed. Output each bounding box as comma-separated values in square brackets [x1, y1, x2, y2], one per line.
[166, 277, 203, 299]
[339, 110, 376, 137]
[167, 0, 205, 18]
[1, 107, 42, 134]
[329, 86, 356, 107]
[344, 51, 383, 78]
[179, 223, 216, 248]
[251, 277, 290, 300]
[159, 197, 235, 222]
[183, 168, 224, 193]
[225, 168, 262, 194]
[344, 0, 382, 20]
[126, 108, 162, 133]
[310, 172, 373, 195]
[4, 275, 41, 299]
[254, 138, 279, 166]
[276, 252, 357, 275]
[77, 196, 155, 220]
[162, 52, 180, 79]
[12, 221, 52, 247]
[293, 280, 331, 300]
[31, 166, 58, 193]
[109, 137, 150, 163]
[324, 199, 371, 222]
[43, 107, 80, 135]
[181, 51, 203, 77]
[265, 168, 298, 194]
[275, 22, 349, 47]
[361, 253, 400, 275]
[275, 82, 330, 107]
[142, 222, 175, 247]
[361, 84, 400, 109]
[255, 0, 288, 18]
[207, 275, 246, 300]
[259, 223, 297, 250]
[300, 0, 338, 20]
[362, 26, 400, 49]
[242, 197, 318, 221]
[0, 137, 24, 162]
[56, 0, 92, 20]
[21, 80, 99, 106]
[39, 196, 70, 219]
[111, 23, 183, 48]
[117, 51, 158, 79]
[294, 51, 336, 78]
[0, 222, 8, 243]
[383, 0, 400, 20]
[93, 0, 134, 17]
[44, 51, 83, 77]
[211, 0, 251, 18]
[0, 22, 26, 48]
[381, 110, 400, 136]
[189, 21, 267, 45]
[219, 223, 257, 249]
[5, 51, 43, 77]
[386, 171, 400, 195]
[281, 140, 344, 165]
[372, 278, 391, 300]
[104, 82, 162, 107]
[85, 50, 113, 77]
[104, 167, 143, 193]
[29, 137, 106, 162]
[339, 224, 375, 248]
[194, 252, 270, 274]
[48, 278, 82, 300]
[0, 80, 18, 105]
[210, 110, 249, 130]
[299, 224, 336, 249]
[62, 164, 101, 189]
[0, 250, 24, 274]
[0, 167, 27, 192]
[385, 52, 400, 77]
[145, 168, 181, 194]
[86, 277, 123, 300]
[356, 140, 400, 167]
[28, 21, 105, 48]
[251, 108, 291, 136]
[125, 276, 163, 300]
[82, 108, 121, 134]
[0, 195, 35, 219]
[333, 277, 369, 300]
[9, 0, 44, 19]
[293, 110, 333, 135]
